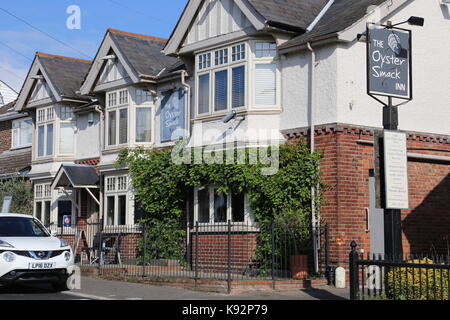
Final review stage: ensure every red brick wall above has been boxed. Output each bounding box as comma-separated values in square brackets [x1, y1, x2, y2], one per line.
[285, 124, 450, 268]
[191, 232, 258, 273]
[75, 158, 101, 173]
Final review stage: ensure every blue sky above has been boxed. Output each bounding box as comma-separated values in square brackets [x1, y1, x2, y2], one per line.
[0, 0, 187, 91]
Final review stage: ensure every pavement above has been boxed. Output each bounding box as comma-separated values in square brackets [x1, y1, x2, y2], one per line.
[0, 276, 349, 300]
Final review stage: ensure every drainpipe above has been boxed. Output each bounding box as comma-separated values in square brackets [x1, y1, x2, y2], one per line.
[307, 42, 319, 274]
[180, 70, 191, 251]
[181, 70, 191, 140]
[94, 104, 104, 223]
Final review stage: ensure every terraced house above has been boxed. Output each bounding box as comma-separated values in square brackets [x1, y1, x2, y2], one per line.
[12, 0, 450, 277]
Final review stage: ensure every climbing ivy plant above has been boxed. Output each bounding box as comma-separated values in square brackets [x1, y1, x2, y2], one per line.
[117, 138, 322, 267]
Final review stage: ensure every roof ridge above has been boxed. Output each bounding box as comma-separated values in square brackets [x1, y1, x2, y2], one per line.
[108, 28, 167, 42]
[36, 52, 92, 64]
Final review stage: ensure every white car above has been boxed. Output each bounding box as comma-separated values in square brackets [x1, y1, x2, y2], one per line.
[0, 213, 74, 291]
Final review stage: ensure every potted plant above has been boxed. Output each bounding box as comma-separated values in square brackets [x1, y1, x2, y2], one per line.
[274, 211, 310, 279]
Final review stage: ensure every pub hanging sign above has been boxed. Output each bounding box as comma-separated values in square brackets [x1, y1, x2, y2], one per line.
[367, 23, 412, 100]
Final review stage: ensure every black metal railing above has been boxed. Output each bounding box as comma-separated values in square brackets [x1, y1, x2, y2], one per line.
[349, 241, 450, 300]
[69, 220, 329, 292]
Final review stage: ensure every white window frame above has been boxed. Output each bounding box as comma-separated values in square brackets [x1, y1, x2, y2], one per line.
[193, 186, 253, 225]
[135, 88, 153, 105]
[134, 105, 153, 144]
[106, 88, 130, 148]
[34, 183, 52, 227]
[11, 117, 32, 149]
[195, 42, 248, 117]
[58, 106, 76, 155]
[251, 40, 280, 109]
[35, 106, 55, 159]
[104, 174, 131, 226]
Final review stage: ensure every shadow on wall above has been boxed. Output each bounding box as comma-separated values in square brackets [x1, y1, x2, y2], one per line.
[403, 171, 450, 256]
[441, 4, 450, 20]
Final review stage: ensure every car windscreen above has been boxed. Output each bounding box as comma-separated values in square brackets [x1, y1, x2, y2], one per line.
[0, 217, 49, 237]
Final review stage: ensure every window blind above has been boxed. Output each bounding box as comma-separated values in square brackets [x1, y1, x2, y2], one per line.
[108, 111, 116, 145]
[37, 126, 45, 157]
[60, 122, 75, 154]
[46, 124, 54, 156]
[119, 109, 128, 144]
[136, 108, 151, 142]
[255, 64, 276, 106]
[215, 70, 228, 111]
[198, 74, 210, 114]
[232, 66, 245, 108]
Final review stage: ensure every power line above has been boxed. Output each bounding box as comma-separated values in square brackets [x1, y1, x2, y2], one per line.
[0, 40, 33, 61]
[0, 64, 25, 82]
[0, 7, 92, 59]
[106, 0, 172, 25]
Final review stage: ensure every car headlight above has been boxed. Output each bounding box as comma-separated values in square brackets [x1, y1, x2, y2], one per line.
[0, 240, 14, 248]
[60, 239, 69, 248]
[64, 251, 71, 262]
[3, 251, 16, 263]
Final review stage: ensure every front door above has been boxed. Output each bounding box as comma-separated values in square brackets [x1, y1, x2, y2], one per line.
[58, 200, 73, 228]
[369, 175, 385, 256]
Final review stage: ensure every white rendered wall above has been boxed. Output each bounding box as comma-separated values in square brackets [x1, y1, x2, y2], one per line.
[280, 45, 338, 131]
[336, 0, 450, 135]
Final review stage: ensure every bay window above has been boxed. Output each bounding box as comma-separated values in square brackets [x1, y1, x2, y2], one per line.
[106, 89, 129, 147]
[195, 40, 279, 116]
[194, 186, 251, 224]
[12, 118, 32, 149]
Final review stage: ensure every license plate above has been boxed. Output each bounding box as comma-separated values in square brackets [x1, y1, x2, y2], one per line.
[28, 262, 56, 270]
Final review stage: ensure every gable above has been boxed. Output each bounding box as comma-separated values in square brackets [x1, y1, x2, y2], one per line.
[97, 58, 128, 85]
[0, 81, 18, 106]
[29, 80, 53, 103]
[184, 0, 253, 46]
[164, 0, 265, 55]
